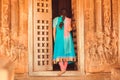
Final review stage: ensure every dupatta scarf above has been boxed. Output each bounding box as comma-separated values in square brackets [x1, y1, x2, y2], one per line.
[64, 17, 72, 54]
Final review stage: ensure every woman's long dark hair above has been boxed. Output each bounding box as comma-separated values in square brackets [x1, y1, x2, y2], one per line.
[59, 8, 67, 29]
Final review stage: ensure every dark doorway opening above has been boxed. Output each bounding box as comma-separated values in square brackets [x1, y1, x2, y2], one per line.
[52, 0, 77, 71]
[52, 0, 72, 19]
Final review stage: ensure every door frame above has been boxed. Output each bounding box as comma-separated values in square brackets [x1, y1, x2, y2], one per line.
[28, 0, 85, 76]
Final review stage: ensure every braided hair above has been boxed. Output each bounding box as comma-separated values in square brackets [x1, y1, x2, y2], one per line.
[59, 8, 67, 29]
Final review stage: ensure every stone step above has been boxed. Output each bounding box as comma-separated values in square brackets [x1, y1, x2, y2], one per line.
[15, 73, 111, 80]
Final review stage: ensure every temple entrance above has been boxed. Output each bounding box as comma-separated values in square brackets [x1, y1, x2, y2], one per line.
[28, 0, 83, 76]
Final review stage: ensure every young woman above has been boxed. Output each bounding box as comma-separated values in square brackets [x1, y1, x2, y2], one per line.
[53, 8, 76, 76]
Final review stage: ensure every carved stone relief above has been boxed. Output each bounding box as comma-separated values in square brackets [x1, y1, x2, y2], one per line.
[85, 0, 118, 72]
[0, 0, 27, 73]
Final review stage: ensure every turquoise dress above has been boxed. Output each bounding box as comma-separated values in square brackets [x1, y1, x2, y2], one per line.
[53, 16, 76, 64]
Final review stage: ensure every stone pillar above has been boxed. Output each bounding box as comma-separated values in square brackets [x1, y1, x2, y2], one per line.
[118, 0, 120, 65]
[10, 0, 28, 73]
[0, 0, 1, 27]
[16, 0, 28, 73]
[0, 0, 11, 56]
[1, 0, 11, 41]
[94, 0, 102, 32]
[84, 0, 96, 72]
[10, 0, 19, 40]
[0, 0, 1, 15]
[76, 0, 84, 74]
[1, 0, 11, 29]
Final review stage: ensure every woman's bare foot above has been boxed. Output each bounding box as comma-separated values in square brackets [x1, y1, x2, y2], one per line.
[57, 70, 66, 76]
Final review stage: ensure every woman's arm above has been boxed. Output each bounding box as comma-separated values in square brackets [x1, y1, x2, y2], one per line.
[53, 17, 58, 41]
[53, 27, 56, 41]
[67, 18, 72, 32]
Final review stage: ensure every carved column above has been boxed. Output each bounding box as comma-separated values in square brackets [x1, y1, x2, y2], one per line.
[94, 0, 103, 32]
[10, 0, 20, 74]
[103, 0, 112, 33]
[19, 0, 28, 73]
[102, 0, 118, 65]
[111, 0, 118, 65]
[18, 0, 28, 39]
[0, 0, 1, 19]
[14, 0, 28, 73]
[0, 0, 11, 55]
[76, 0, 84, 74]
[84, 0, 96, 72]
[10, 0, 19, 39]
[84, 0, 95, 32]
[0, 0, 1, 27]
[1, 0, 11, 29]
[118, 0, 120, 64]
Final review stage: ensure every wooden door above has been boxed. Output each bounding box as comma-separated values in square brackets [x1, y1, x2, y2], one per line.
[28, 0, 53, 73]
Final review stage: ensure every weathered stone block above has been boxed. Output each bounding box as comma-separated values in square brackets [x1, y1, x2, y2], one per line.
[111, 68, 120, 80]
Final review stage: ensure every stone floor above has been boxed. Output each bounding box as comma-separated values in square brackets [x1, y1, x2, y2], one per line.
[14, 73, 111, 80]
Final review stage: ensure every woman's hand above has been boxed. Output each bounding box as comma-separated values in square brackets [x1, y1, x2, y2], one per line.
[68, 26, 72, 32]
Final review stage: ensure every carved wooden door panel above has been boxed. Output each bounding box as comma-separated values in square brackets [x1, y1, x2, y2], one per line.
[85, 0, 119, 72]
[33, 0, 52, 71]
[29, 0, 53, 73]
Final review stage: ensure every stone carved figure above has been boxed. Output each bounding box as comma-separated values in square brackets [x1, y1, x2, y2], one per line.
[0, 28, 10, 56]
[86, 32, 100, 67]
[0, 27, 26, 62]
[110, 30, 118, 63]
[96, 32, 105, 65]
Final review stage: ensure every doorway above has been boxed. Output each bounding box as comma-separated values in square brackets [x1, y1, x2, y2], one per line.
[52, 0, 77, 71]
[28, 0, 83, 76]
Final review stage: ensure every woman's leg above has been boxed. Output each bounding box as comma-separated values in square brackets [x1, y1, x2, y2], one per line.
[64, 61, 68, 70]
[59, 62, 64, 71]
[58, 62, 66, 76]
[59, 61, 68, 70]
